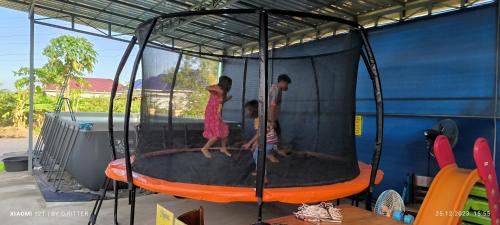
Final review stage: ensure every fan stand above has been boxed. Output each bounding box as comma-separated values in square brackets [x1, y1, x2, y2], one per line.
[424, 128, 441, 176]
[425, 136, 435, 176]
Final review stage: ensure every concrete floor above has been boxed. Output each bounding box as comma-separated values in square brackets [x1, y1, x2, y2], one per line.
[0, 138, 28, 159]
[0, 171, 299, 225]
[0, 138, 350, 225]
[0, 138, 300, 225]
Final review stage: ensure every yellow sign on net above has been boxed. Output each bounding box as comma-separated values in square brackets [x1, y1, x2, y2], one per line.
[355, 115, 362, 136]
[156, 204, 186, 225]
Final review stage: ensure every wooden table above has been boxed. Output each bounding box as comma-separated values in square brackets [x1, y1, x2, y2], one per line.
[265, 204, 405, 225]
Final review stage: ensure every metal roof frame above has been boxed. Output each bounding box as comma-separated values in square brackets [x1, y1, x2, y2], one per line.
[1, 0, 495, 219]
[1, 0, 495, 55]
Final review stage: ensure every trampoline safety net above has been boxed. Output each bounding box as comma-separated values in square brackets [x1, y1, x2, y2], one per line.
[131, 16, 364, 188]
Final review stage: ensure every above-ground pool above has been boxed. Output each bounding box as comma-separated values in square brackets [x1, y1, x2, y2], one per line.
[34, 112, 241, 191]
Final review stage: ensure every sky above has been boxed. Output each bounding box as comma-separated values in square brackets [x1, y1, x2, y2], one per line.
[0, 7, 138, 90]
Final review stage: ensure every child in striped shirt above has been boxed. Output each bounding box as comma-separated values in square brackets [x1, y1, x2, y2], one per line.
[242, 100, 280, 172]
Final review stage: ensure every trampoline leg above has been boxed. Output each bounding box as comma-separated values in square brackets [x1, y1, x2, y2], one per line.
[365, 190, 373, 211]
[113, 180, 119, 225]
[252, 198, 270, 225]
[89, 178, 111, 225]
[128, 188, 132, 205]
[129, 185, 136, 225]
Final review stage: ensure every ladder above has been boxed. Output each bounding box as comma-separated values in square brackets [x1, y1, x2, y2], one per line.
[54, 71, 71, 114]
[53, 71, 76, 121]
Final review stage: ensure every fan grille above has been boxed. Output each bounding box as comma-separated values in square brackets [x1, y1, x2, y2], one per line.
[374, 190, 405, 216]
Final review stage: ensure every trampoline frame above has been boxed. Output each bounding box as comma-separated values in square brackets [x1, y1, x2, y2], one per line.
[88, 8, 383, 225]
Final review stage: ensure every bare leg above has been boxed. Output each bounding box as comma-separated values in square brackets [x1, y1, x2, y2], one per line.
[275, 145, 289, 156]
[276, 149, 288, 156]
[201, 138, 218, 158]
[267, 153, 279, 163]
[220, 137, 231, 157]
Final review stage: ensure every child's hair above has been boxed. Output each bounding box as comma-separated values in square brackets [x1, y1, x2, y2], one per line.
[277, 74, 292, 84]
[218, 75, 232, 97]
[244, 100, 259, 118]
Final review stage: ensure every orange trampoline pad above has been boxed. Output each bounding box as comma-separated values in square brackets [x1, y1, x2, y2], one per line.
[105, 158, 383, 204]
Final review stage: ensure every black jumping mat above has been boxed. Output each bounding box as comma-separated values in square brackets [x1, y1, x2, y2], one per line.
[133, 149, 360, 188]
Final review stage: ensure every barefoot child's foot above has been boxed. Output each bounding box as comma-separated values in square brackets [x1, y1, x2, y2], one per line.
[220, 148, 231, 157]
[276, 149, 288, 157]
[201, 148, 212, 158]
[267, 154, 280, 163]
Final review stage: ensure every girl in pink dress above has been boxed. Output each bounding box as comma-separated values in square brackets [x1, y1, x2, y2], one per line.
[201, 75, 232, 158]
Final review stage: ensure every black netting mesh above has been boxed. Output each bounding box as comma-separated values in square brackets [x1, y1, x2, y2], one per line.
[132, 17, 363, 188]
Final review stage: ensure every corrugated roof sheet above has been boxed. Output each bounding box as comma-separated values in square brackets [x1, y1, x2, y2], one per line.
[0, 0, 494, 55]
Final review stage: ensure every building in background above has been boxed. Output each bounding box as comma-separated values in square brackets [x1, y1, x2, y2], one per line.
[44, 78, 125, 98]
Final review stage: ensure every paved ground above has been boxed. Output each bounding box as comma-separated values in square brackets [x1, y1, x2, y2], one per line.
[0, 138, 28, 159]
[0, 138, 296, 224]
[0, 171, 304, 225]
[0, 138, 355, 224]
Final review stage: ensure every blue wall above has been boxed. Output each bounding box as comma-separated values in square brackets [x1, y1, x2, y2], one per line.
[356, 4, 499, 194]
[221, 3, 499, 196]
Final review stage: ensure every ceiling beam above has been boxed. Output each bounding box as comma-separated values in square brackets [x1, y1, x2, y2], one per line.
[107, 0, 172, 14]
[7, 0, 226, 53]
[190, 21, 258, 41]
[108, 0, 286, 46]
[108, 0, 286, 36]
[159, 0, 239, 33]
[51, 0, 143, 23]
[108, 0, 241, 51]
[154, 34, 224, 52]
[103, 0, 257, 40]
[388, 0, 406, 6]
[122, 0, 169, 27]
[218, 14, 287, 35]
[235, 1, 317, 28]
[8, 0, 136, 31]
[175, 28, 240, 46]
[306, 0, 357, 18]
[357, 0, 449, 22]
[35, 20, 131, 43]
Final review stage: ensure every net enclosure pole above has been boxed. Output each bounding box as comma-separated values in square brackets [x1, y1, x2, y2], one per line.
[123, 18, 157, 225]
[109, 36, 137, 161]
[107, 35, 137, 225]
[123, 18, 158, 189]
[359, 29, 384, 211]
[241, 58, 248, 129]
[254, 9, 270, 225]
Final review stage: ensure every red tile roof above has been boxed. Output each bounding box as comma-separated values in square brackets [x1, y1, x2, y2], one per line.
[44, 78, 124, 93]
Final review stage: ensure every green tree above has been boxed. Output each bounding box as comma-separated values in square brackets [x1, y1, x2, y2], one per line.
[42, 35, 97, 87]
[161, 56, 218, 117]
[9, 35, 97, 128]
[9, 68, 56, 127]
[0, 89, 16, 126]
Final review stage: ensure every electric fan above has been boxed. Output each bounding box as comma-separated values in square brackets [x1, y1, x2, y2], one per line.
[423, 119, 459, 175]
[424, 119, 459, 157]
[374, 190, 414, 224]
[374, 190, 405, 217]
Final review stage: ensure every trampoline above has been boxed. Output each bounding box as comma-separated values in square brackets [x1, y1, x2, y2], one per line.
[106, 155, 382, 204]
[89, 8, 384, 225]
